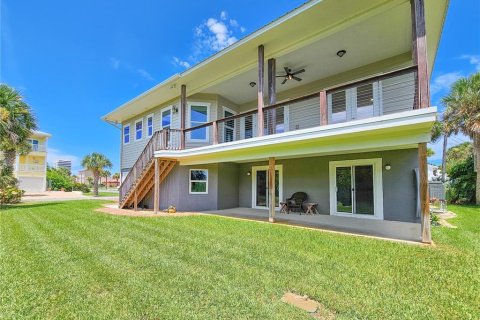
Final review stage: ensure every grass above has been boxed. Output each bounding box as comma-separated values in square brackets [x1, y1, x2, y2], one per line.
[0, 201, 478, 319]
[83, 191, 118, 197]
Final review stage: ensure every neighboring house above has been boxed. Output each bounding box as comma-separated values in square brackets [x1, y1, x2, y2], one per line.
[77, 169, 93, 184]
[1, 131, 52, 193]
[103, 0, 448, 243]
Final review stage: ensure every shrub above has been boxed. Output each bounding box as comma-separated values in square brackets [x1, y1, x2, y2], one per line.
[445, 155, 476, 204]
[73, 182, 90, 193]
[0, 185, 24, 204]
[47, 167, 74, 191]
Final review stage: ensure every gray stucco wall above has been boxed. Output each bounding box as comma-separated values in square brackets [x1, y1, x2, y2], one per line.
[237, 149, 419, 222]
[142, 149, 418, 222]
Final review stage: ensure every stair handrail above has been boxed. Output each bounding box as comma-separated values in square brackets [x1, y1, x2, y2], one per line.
[119, 131, 161, 203]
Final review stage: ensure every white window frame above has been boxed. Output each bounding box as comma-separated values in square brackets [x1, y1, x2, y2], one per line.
[251, 165, 283, 210]
[160, 106, 173, 129]
[189, 169, 208, 194]
[223, 106, 237, 142]
[187, 102, 210, 142]
[123, 124, 130, 145]
[134, 118, 143, 141]
[146, 114, 154, 137]
[328, 158, 384, 220]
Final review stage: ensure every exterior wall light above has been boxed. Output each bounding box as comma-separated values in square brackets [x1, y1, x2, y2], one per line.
[336, 49, 347, 57]
[247, 171, 251, 176]
[172, 105, 179, 114]
[385, 164, 391, 171]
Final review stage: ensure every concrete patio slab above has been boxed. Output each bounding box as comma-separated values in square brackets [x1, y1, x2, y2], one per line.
[201, 207, 422, 243]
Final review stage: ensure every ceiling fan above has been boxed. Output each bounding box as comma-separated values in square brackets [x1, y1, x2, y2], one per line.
[276, 67, 305, 84]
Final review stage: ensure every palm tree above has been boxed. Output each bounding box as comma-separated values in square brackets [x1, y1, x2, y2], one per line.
[0, 84, 37, 177]
[443, 72, 480, 204]
[101, 170, 111, 190]
[430, 119, 451, 182]
[112, 173, 120, 188]
[81, 153, 112, 196]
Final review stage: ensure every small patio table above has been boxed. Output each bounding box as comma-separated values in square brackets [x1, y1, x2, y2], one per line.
[280, 202, 290, 214]
[305, 203, 319, 215]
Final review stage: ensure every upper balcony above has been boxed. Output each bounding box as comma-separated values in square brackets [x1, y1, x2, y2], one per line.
[151, 66, 436, 164]
[30, 143, 46, 153]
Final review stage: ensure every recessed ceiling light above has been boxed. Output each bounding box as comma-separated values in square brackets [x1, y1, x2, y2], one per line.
[336, 49, 347, 57]
[249, 81, 256, 87]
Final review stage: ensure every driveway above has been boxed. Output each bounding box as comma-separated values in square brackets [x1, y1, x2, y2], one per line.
[22, 191, 118, 202]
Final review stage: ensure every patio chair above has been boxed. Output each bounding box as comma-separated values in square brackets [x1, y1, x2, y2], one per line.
[284, 192, 308, 214]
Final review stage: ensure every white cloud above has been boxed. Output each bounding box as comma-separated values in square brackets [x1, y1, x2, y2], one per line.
[460, 54, 480, 71]
[110, 57, 120, 69]
[172, 11, 245, 69]
[136, 68, 155, 81]
[47, 148, 81, 172]
[430, 72, 463, 95]
[172, 57, 191, 68]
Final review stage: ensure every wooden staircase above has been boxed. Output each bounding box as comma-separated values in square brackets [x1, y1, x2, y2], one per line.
[119, 131, 178, 209]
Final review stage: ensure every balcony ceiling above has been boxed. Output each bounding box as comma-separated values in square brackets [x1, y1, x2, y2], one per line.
[203, 1, 414, 105]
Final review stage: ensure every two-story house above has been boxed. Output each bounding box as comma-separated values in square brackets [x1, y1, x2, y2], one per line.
[103, 0, 448, 243]
[11, 131, 51, 193]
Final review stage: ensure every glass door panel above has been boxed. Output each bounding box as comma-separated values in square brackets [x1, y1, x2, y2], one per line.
[336, 167, 353, 213]
[354, 165, 374, 215]
[356, 84, 374, 120]
[255, 169, 280, 208]
[224, 109, 235, 142]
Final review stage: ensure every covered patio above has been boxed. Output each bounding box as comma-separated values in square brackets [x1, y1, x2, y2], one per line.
[202, 207, 422, 243]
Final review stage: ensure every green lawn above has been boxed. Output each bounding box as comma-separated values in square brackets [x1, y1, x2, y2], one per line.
[1, 201, 478, 319]
[83, 191, 118, 197]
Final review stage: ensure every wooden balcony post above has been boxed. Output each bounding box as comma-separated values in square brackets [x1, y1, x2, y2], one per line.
[411, 0, 430, 109]
[319, 90, 328, 125]
[268, 157, 275, 223]
[419, 143, 431, 243]
[267, 58, 276, 134]
[212, 121, 218, 144]
[154, 158, 159, 214]
[180, 84, 187, 149]
[257, 45, 265, 137]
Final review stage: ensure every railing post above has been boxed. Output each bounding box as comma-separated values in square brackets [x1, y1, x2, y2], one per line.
[319, 90, 328, 125]
[212, 121, 218, 144]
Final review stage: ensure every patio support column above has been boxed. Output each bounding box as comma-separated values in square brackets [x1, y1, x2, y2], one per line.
[267, 58, 276, 134]
[412, 0, 431, 243]
[268, 157, 275, 223]
[411, 0, 430, 109]
[257, 45, 265, 137]
[180, 84, 187, 149]
[154, 158, 159, 214]
[419, 142, 431, 243]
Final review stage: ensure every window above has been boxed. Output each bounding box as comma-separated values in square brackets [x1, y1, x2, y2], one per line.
[189, 169, 208, 194]
[189, 104, 209, 141]
[31, 139, 39, 151]
[355, 83, 374, 120]
[146, 114, 153, 137]
[123, 125, 130, 144]
[135, 119, 143, 141]
[330, 90, 347, 124]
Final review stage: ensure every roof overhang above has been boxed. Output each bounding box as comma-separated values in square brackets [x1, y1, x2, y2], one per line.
[155, 107, 437, 165]
[32, 130, 52, 138]
[102, 0, 448, 123]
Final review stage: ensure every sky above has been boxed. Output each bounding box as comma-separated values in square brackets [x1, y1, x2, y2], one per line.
[1, 0, 479, 173]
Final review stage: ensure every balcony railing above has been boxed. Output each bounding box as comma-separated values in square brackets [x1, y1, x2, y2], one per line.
[30, 143, 46, 152]
[177, 66, 419, 149]
[18, 164, 45, 172]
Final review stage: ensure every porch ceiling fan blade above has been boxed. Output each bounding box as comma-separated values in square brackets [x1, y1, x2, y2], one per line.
[292, 76, 302, 81]
[281, 78, 288, 85]
[291, 69, 305, 75]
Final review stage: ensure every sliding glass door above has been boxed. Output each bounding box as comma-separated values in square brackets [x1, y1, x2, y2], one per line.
[330, 159, 382, 219]
[252, 165, 283, 209]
